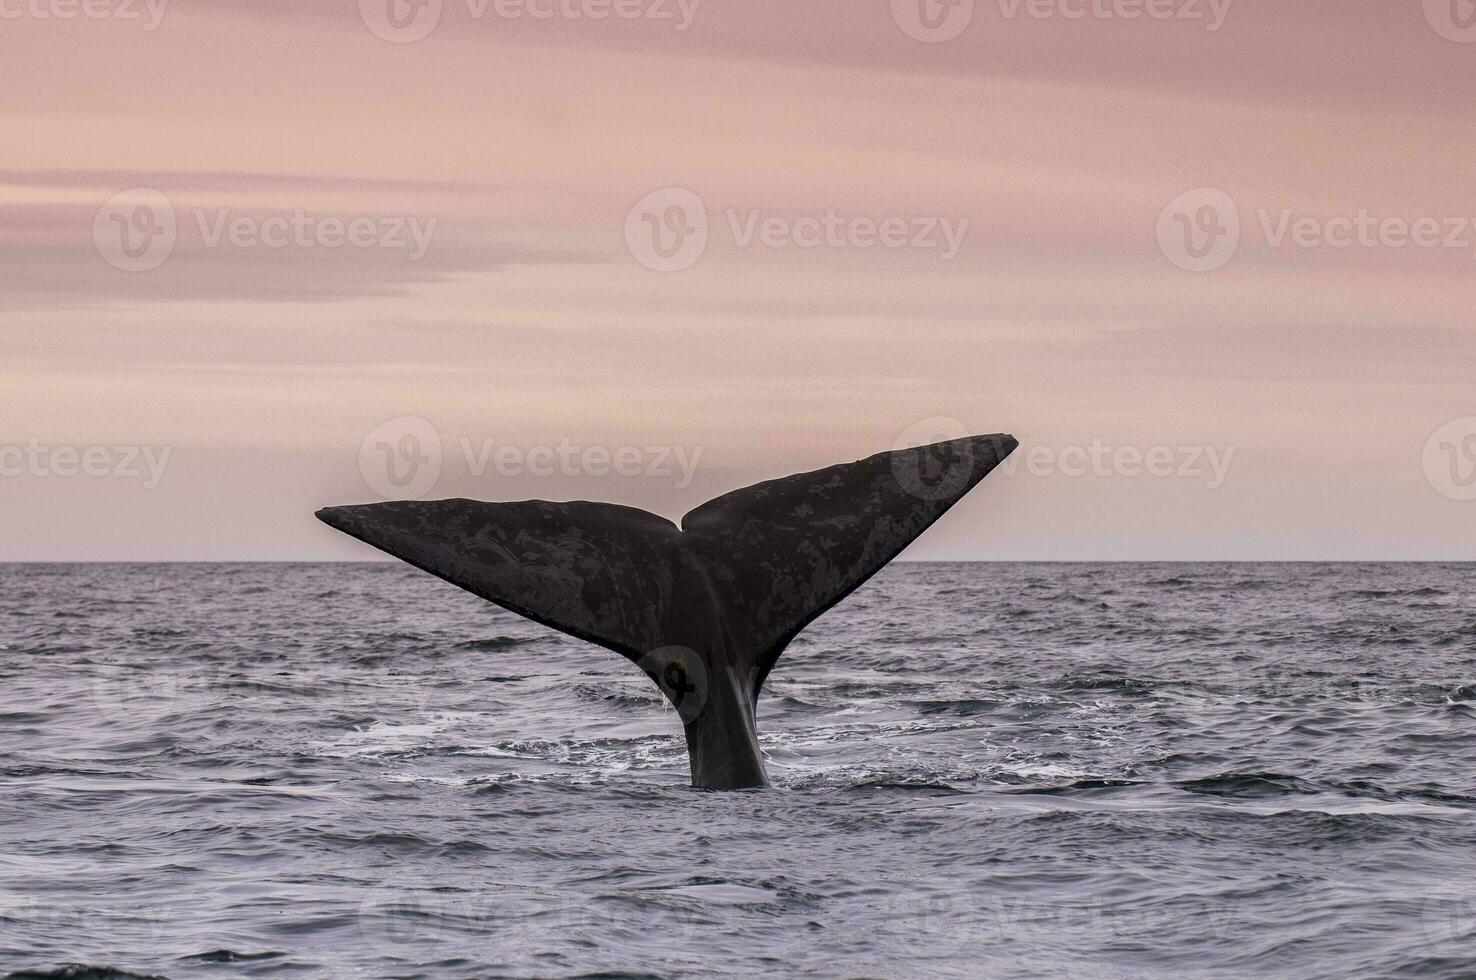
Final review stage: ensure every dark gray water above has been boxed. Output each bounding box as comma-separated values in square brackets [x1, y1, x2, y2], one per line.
[3, 562, 1475, 978]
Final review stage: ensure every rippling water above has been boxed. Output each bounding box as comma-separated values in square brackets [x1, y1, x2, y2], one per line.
[3, 562, 1476, 978]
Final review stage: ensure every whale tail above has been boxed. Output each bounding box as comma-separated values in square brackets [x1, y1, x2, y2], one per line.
[317, 433, 1017, 788]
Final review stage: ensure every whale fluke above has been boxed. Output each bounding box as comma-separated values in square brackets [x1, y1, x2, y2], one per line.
[317, 433, 1017, 789]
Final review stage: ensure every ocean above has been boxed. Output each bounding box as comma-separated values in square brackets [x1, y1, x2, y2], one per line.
[2, 562, 1474, 978]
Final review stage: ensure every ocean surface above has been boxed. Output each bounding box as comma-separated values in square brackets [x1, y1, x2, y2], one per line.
[2, 562, 1475, 979]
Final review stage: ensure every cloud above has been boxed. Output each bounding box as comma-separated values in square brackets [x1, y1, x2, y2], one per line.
[170, 0, 1472, 112]
[0, 171, 607, 309]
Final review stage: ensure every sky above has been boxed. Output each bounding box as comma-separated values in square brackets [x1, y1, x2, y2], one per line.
[2, 0, 1474, 560]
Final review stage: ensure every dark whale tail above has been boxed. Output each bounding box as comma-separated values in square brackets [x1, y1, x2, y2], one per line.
[316, 433, 1018, 789]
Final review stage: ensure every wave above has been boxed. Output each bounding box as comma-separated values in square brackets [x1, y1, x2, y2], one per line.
[454, 636, 539, 652]
[176, 950, 283, 964]
[4, 967, 168, 980]
[1174, 772, 1323, 798]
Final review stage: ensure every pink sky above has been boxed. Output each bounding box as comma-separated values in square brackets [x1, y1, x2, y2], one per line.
[2, 0, 1474, 560]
